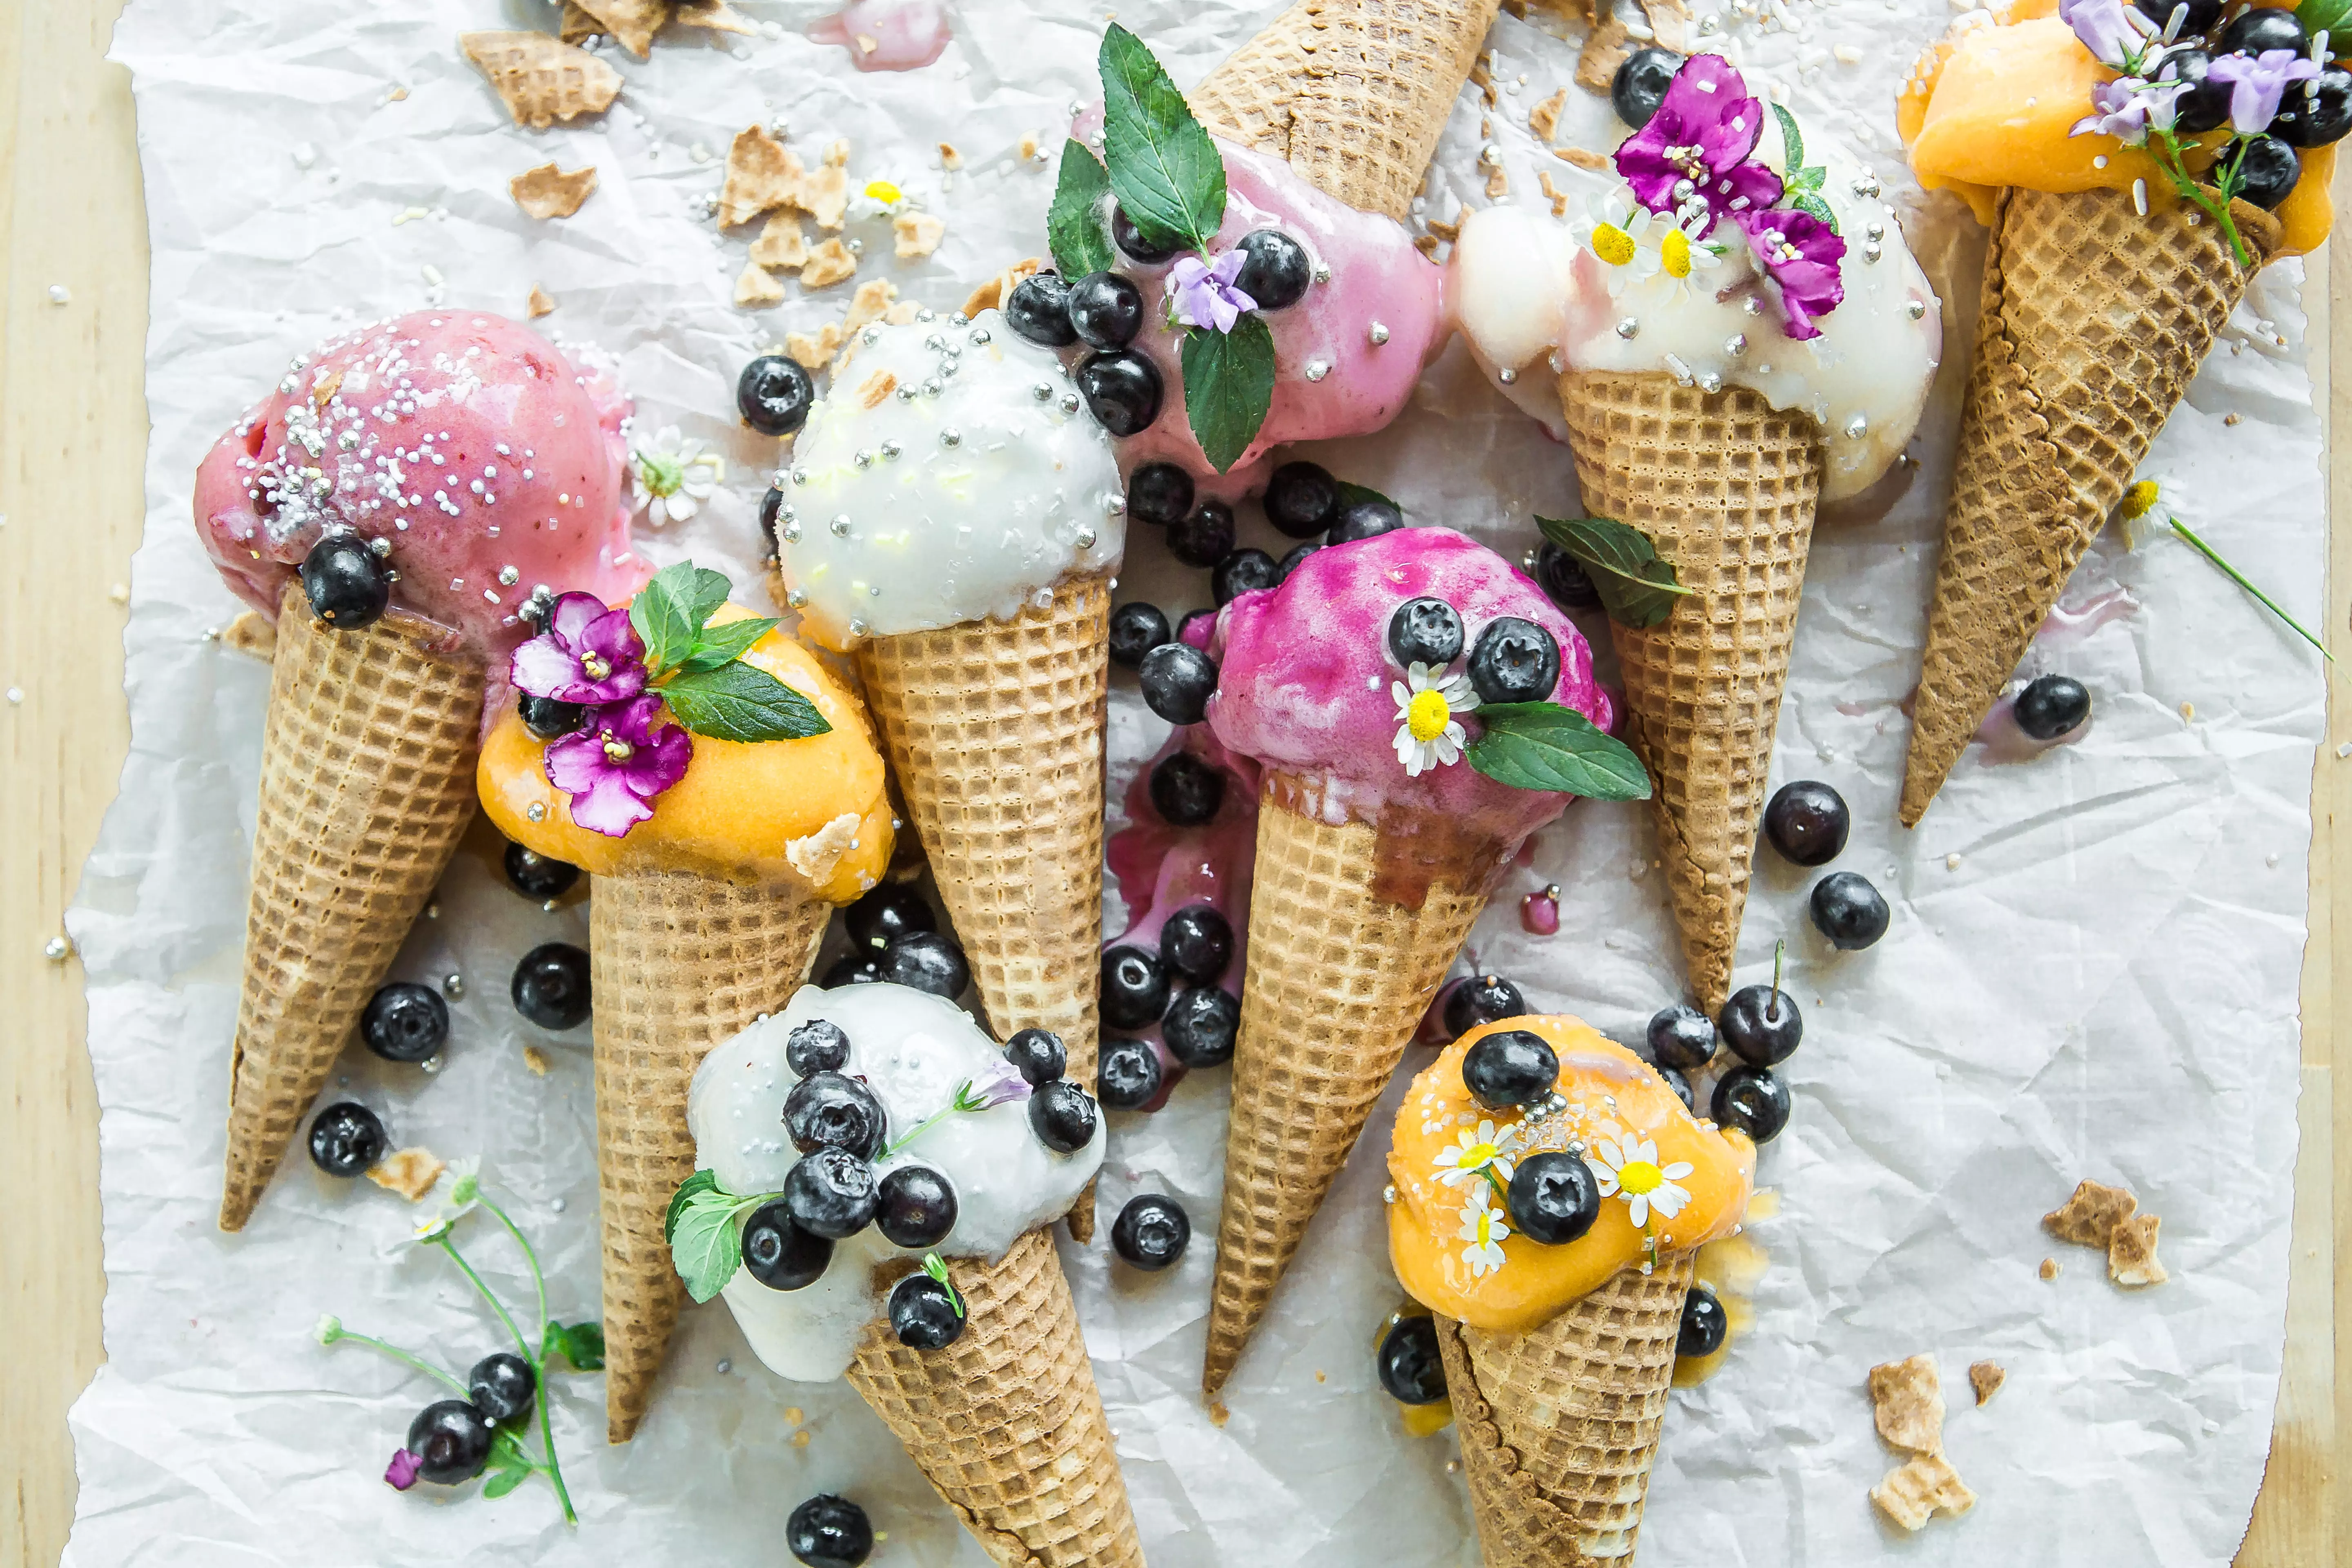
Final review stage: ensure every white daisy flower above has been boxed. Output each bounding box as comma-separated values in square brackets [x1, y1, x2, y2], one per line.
[2112, 474, 2175, 548]
[1589, 1134, 1694, 1230]
[1646, 211, 1726, 303]
[412, 1157, 482, 1243]
[630, 426, 725, 526]
[847, 176, 920, 223]
[1433, 1118, 1519, 1189]
[1572, 186, 1663, 294]
[1391, 661, 1480, 776]
[1457, 1186, 1510, 1278]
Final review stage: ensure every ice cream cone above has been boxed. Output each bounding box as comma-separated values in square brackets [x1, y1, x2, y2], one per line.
[1189, 0, 1502, 221]
[459, 30, 624, 129]
[1559, 371, 1823, 1016]
[845, 1227, 1145, 1568]
[1435, 1252, 1697, 1568]
[220, 584, 485, 1233]
[593, 866, 831, 1443]
[1900, 185, 2278, 825]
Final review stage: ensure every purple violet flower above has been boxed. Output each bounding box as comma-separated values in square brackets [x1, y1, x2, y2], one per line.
[1736, 207, 1848, 341]
[1613, 53, 1784, 235]
[2070, 76, 2182, 144]
[958, 1057, 1033, 1112]
[1167, 250, 1257, 334]
[2058, 0, 2158, 72]
[543, 694, 692, 838]
[2207, 49, 2322, 137]
[384, 1449, 423, 1491]
[510, 591, 648, 706]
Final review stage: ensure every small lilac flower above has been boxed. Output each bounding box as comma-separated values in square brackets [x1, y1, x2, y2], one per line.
[1167, 250, 1257, 334]
[2207, 49, 2322, 136]
[1737, 208, 1848, 341]
[1613, 53, 1784, 234]
[957, 1057, 1033, 1112]
[384, 1449, 423, 1491]
[2070, 76, 2183, 144]
[510, 592, 647, 706]
[543, 695, 692, 838]
[2059, 0, 2158, 71]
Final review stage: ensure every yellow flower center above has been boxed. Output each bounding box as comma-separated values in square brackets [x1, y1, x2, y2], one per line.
[1459, 1141, 1497, 1169]
[582, 652, 610, 679]
[602, 735, 635, 763]
[1407, 688, 1454, 743]
[1474, 1212, 1500, 1244]
[2120, 479, 2161, 521]
[1590, 222, 1636, 267]
[864, 179, 902, 203]
[1660, 229, 1693, 279]
[1617, 1159, 1664, 1195]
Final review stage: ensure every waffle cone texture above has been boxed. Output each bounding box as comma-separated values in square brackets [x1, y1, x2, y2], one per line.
[1202, 783, 1491, 1396]
[1437, 1252, 1697, 1568]
[1900, 186, 2278, 824]
[594, 867, 830, 1443]
[459, 31, 623, 129]
[1560, 372, 1823, 1016]
[220, 586, 484, 1232]
[846, 1228, 1145, 1568]
[1189, 0, 1501, 221]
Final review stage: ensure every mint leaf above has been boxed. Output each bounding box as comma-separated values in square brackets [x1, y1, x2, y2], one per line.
[1049, 140, 1116, 279]
[664, 1169, 719, 1245]
[1467, 703, 1652, 801]
[1789, 165, 1825, 194]
[660, 662, 832, 743]
[676, 616, 778, 675]
[2298, 0, 2352, 38]
[1535, 514, 1693, 629]
[483, 1466, 529, 1500]
[542, 1319, 606, 1372]
[669, 1190, 748, 1303]
[1791, 192, 1840, 234]
[1180, 316, 1276, 474]
[1099, 24, 1225, 251]
[1771, 103, 1804, 174]
[1334, 481, 1399, 514]
[628, 568, 700, 676]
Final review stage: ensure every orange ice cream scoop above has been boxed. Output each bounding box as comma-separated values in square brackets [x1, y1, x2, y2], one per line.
[1387, 1017, 1753, 1334]
[479, 605, 892, 902]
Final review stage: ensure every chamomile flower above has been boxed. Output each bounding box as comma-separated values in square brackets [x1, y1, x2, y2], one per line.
[1646, 212, 1726, 303]
[847, 176, 919, 223]
[2112, 474, 2176, 548]
[1392, 662, 1480, 776]
[1434, 1118, 1519, 1188]
[1457, 1186, 1510, 1278]
[1589, 1134, 1693, 1229]
[1574, 186, 1663, 294]
[412, 1157, 482, 1243]
[630, 426, 724, 526]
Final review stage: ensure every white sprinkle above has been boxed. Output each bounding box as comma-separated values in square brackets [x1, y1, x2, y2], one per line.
[2133, 178, 2149, 217]
[46, 284, 69, 305]
[4, 687, 20, 704]
[392, 206, 430, 226]
[45, 935, 71, 960]
[1946, 852, 1963, 870]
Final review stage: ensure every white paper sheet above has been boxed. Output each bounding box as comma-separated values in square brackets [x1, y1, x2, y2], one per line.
[70, 1, 2323, 1563]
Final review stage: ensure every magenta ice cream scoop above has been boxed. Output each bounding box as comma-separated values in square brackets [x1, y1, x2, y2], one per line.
[194, 310, 643, 657]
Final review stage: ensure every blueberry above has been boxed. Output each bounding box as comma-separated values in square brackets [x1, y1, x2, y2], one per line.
[784, 1071, 889, 1159]
[1232, 228, 1312, 311]
[760, 484, 787, 557]
[1212, 548, 1278, 606]
[1611, 46, 1683, 130]
[405, 1399, 492, 1485]
[1111, 1193, 1192, 1270]
[788, 1494, 875, 1568]
[1375, 1316, 1448, 1405]
[1162, 986, 1240, 1067]
[1811, 872, 1891, 952]
[2011, 673, 2092, 741]
[467, 1352, 537, 1425]
[512, 942, 591, 1029]
[1328, 495, 1404, 543]
[889, 1270, 966, 1349]
[1004, 272, 1079, 347]
[1763, 780, 1850, 867]
[1066, 271, 1146, 349]
[301, 535, 390, 629]
[2133, 0, 2217, 31]
[1149, 752, 1225, 826]
[1109, 601, 1173, 668]
[1461, 1028, 1559, 1110]
[1719, 984, 1802, 1066]
[1003, 1027, 1068, 1086]
[1102, 945, 1172, 1029]
[1712, 1065, 1791, 1144]
[737, 354, 815, 436]
[1263, 461, 1339, 538]
[1532, 540, 1602, 610]
[1645, 1003, 1718, 1071]
[2220, 7, 2305, 58]
[2271, 65, 2352, 147]
[1441, 974, 1529, 1042]
[361, 982, 449, 1064]
[1383, 597, 1463, 672]
[1274, 542, 1320, 584]
[1098, 1038, 1163, 1109]
[844, 883, 935, 952]
[1167, 499, 1236, 568]
[1466, 617, 1561, 705]
[1127, 462, 1195, 527]
[1506, 1150, 1602, 1246]
[879, 930, 969, 998]
[784, 1147, 880, 1239]
[2235, 135, 2301, 209]
[742, 1198, 835, 1290]
[1159, 904, 1234, 985]
[877, 1165, 959, 1249]
[503, 840, 581, 898]
[1077, 350, 1164, 436]
[2162, 51, 2233, 136]
[1111, 206, 1183, 264]
[308, 1101, 387, 1178]
[517, 693, 589, 741]
[1677, 1281, 1728, 1357]
[1029, 1079, 1100, 1152]
[822, 951, 885, 987]
[1656, 1062, 1696, 1114]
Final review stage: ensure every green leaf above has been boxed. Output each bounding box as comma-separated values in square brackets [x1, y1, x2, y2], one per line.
[1534, 514, 1695, 630]
[1333, 481, 1399, 514]
[1790, 192, 1840, 235]
[922, 1252, 966, 1319]
[1048, 140, 1116, 280]
[668, 1191, 747, 1303]
[628, 562, 702, 675]
[660, 662, 833, 744]
[1099, 24, 1225, 251]
[2298, 0, 2352, 38]
[1771, 103, 1804, 174]
[1466, 703, 1653, 801]
[542, 1319, 606, 1372]
[1788, 164, 1825, 194]
[482, 1466, 529, 1500]
[664, 1169, 719, 1245]
[676, 616, 779, 675]
[1180, 316, 1276, 474]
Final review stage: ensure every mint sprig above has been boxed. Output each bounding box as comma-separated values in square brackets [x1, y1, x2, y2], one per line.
[630, 560, 832, 744]
[1181, 314, 1277, 473]
[1771, 105, 1838, 235]
[2297, 0, 2351, 38]
[1535, 514, 1694, 629]
[660, 660, 830, 743]
[1099, 23, 1225, 252]
[1467, 703, 1653, 800]
[922, 1252, 967, 1319]
[1048, 140, 1116, 279]
[665, 1168, 781, 1303]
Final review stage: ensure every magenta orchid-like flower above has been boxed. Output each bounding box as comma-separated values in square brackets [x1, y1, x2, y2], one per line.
[1613, 52, 1783, 234]
[1737, 208, 1848, 341]
[2058, 0, 2158, 71]
[2207, 50, 2322, 136]
[1167, 250, 1257, 334]
[2070, 75, 2182, 144]
[510, 591, 648, 706]
[384, 1449, 423, 1491]
[543, 694, 693, 838]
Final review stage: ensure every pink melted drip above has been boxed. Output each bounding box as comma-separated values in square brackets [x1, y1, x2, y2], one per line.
[2039, 585, 2140, 646]
[808, 0, 950, 71]
[1973, 688, 2089, 764]
[1519, 886, 1560, 936]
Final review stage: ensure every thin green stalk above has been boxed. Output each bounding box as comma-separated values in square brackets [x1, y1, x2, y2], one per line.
[478, 1195, 550, 1348]
[329, 1330, 470, 1399]
[2149, 131, 2251, 270]
[436, 1237, 534, 1363]
[2170, 520, 2336, 663]
[468, 1194, 576, 1527]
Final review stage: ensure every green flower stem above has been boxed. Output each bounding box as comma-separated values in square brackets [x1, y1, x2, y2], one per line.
[435, 1236, 534, 1363]
[2170, 520, 2336, 664]
[2148, 130, 2251, 272]
[472, 1194, 577, 1527]
[479, 1195, 550, 1353]
[881, 1085, 978, 1159]
[326, 1328, 471, 1399]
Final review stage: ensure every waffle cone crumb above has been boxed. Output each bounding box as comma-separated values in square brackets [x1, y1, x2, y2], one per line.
[2044, 1178, 2137, 1247]
[1872, 1451, 1977, 1532]
[1868, 1354, 1947, 1454]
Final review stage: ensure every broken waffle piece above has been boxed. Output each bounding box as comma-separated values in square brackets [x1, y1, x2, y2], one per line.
[719, 125, 802, 227]
[2044, 1179, 2138, 1247]
[798, 160, 850, 229]
[960, 257, 1041, 318]
[2039, 1257, 2061, 1280]
[523, 1045, 552, 1076]
[800, 238, 857, 290]
[367, 1147, 446, 1202]
[1968, 1361, 2005, 1405]
[844, 279, 898, 331]
[2108, 1212, 2169, 1287]
[1868, 1354, 1947, 1455]
[893, 210, 946, 260]
[751, 212, 812, 270]
[1871, 1452, 1977, 1533]
[460, 32, 621, 130]
[786, 323, 845, 370]
[1528, 87, 1566, 142]
[220, 609, 277, 661]
[510, 162, 599, 219]
[526, 284, 557, 318]
[571, 0, 665, 57]
[675, 0, 757, 35]
[559, 2, 600, 45]
[735, 260, 786, 308]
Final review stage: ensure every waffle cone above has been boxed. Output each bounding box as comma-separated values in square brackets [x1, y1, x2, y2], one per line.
[1189, 0, 1501, 221]
[220, 586, 484, 1232]
[459, 30, 623, 129]
[1559, 372, 1823, 1016]
[592, 866, 831, 1443]
[1900, 186, 2278, 824]
[1202, 779, 1494, 1396]
[845, 1228, 1145, 1568]
[1437, 1252, 1697, 1568]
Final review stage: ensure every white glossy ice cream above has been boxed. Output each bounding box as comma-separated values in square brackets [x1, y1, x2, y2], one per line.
[686, 982, 1103, 1382]
[773, 308, 1124, 650]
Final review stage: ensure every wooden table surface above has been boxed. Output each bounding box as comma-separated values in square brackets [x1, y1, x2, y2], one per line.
[2, 2, 2345, 1564]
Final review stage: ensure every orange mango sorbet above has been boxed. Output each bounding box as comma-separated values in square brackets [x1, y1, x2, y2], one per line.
[479, 606, 893, 902]
[1387, 1017, 1754, 1334]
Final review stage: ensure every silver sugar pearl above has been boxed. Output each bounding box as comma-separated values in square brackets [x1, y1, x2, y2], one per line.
[846, 238, 863, 254]
[1864, 243, 1883, 263]
[1479, 142, 1503, 166]
[1312, 263, 1332, 283]
[915, 308, 935, 322]
[1616, 316, 1640, 339]
[368, 536, 393, 557]
[1304, 359, 1331, 381]
[1075, 526, 1098, 548]
[1866, 222, 1886, 241]
[1742, 296, 1764, 316]
[780, 521, 802, 543]
[969, 328, 991, 345]
[1844, 414, 1869, 439]
[1368, 321, 1390, 345]
[881, 440, 903, 460]
[497, 565, 519, 586]
[43, 936, 69, 961]
[862, 326, 882, 345]
[420, 1054, 443, 1074]
[786, 588, 808, 607]
[1060, 393, 1080, 414]
[441, 973, 464, 999]
[1725, 333, 1748, 356]
[1907, 298, 1928, 320]
[830, 514, 853, 537]
[1105, 494, 1126, 516]
[527, 802, 547, 822]
[925, 334, 947, 350]
[853, 449, 874, 468]
[923, 379, 943, 396]
[896, 385, 917, 402]
[1498, 366, 1518, 384]
[940, 428, 962, 447]
[950, 312, 969, 327]
[1697, 371, 1723, 394]
[849, 617, 870, 637]
[868, 584, 882, 596]
[790, 466, 808, 485]
[1033, 382, 1055, 401]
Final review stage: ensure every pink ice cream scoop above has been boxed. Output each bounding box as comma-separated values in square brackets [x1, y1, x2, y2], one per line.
[193, 310, 643, 657]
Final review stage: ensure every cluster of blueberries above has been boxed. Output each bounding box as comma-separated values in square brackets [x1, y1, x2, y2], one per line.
[1122, 457, 1407, 607]
[1098, 904, 1241, 1111]
[396, 1356, 545, 1492]
[2138, 3, 2350, 208]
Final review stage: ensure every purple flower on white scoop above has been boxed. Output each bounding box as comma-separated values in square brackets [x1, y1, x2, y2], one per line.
[2208, 49, 2322, 136]
[384, 1450, 422, 1491]
[510, 591, 647, 705]
[543, 694, 692, 838]
[2070, 76, 2183, 144]
[1736, 207, 1848, 341]
[957, 1057, 1033, 1111]
[1167, 249, 1257, 334]
[2059, 0, 2158, 71]
[1613, 52, 1783, 234]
